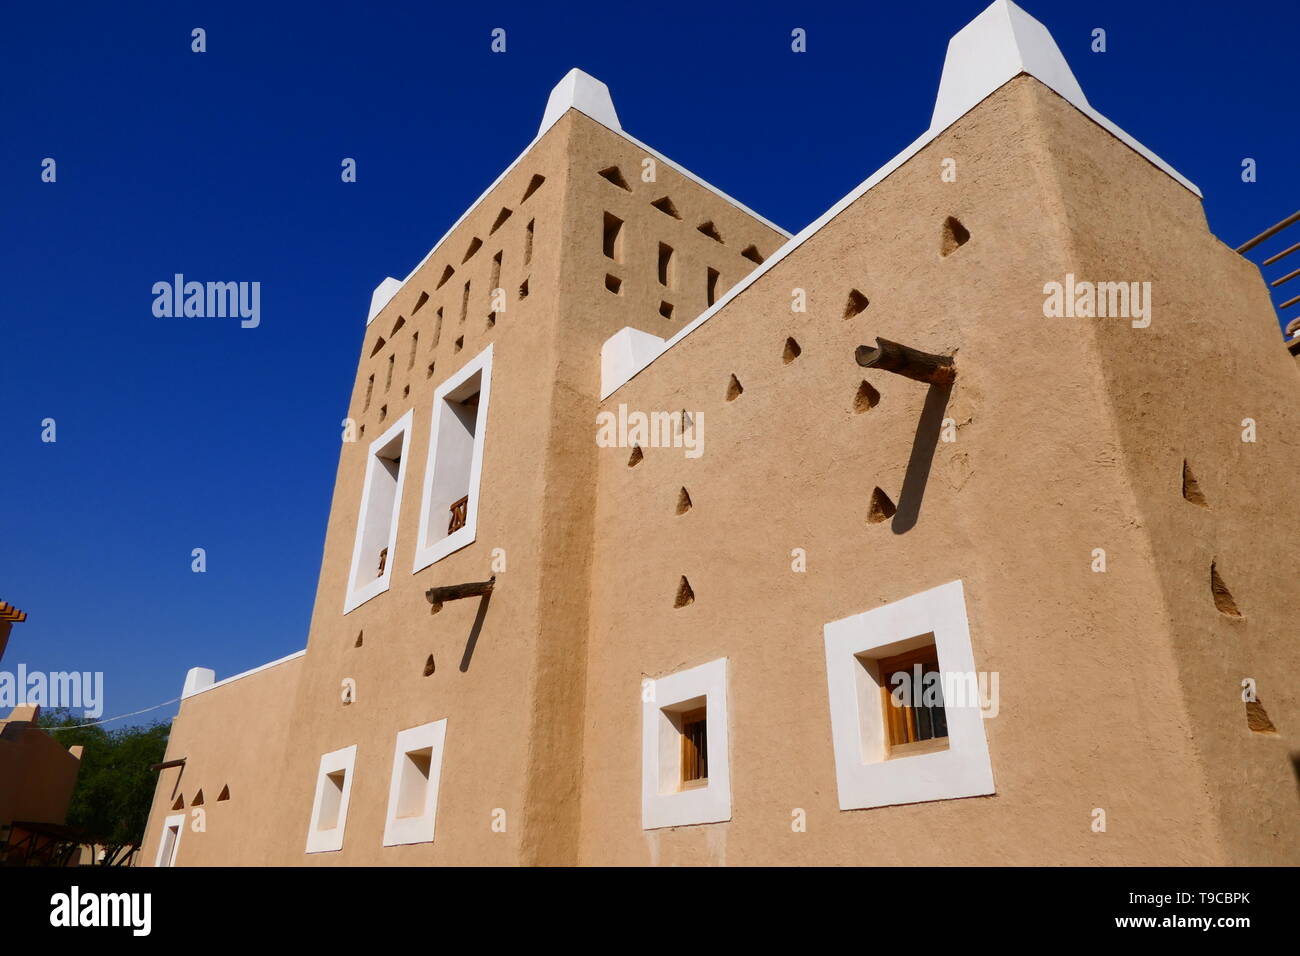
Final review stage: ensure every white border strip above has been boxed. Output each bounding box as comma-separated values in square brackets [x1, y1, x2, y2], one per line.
[382, 718, 449, 847]
[601, 3, 1203, 400]
[411, 344, 494, 573]
[600, 124, 934, 400]
[366, 104, 789, 327]
[181, 648, 307, 700]
[343, 408, 415, 614]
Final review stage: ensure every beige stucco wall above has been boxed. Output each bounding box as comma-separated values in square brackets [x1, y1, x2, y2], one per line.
[142, 108, 782, 866]
[0, 706, 82, 829]
[1025, 85, 1300, 864]
[143, 74, 1298, 866]
[140, 655, 303, 866]
[577, 77, 1294, 865]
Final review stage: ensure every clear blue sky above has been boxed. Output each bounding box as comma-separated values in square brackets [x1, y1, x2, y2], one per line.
[3, 0, 1296, 726]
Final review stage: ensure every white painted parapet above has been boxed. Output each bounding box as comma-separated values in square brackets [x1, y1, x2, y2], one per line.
[932, 1, 1199, 195]
[601, 327, 666, 400]
[366, 277, 403, 327]
[181, 666, 215, 699]
[539, 68, 621, 137]
[598, 0, 1204, 400]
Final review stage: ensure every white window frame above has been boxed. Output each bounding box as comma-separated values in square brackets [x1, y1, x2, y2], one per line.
[343, 410, 414, 614]
[305, 745, 358, 854]
[641, 657, 731, 829]
[412, 345, 494, 573]
[153, 812, 185, 867]
[382, 719, 448, 847]
[823, 579, 994, 811]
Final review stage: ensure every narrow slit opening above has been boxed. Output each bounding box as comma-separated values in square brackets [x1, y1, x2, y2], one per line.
[697, 221, 723, 243]
[521, 173, 545, 202]
[1182, 460, 1208, 507]
[941, 216, 970, 256]
[599, 165, 632, 191]
[674, 576, 695, 608]
[603, 212, 624, 261]
[854, 381, 881, 412]
[844, 289, 870, 318]
[1210, 560, 1242, 617]
[868, 487, 897, 523]
[651, 196, 681, 219]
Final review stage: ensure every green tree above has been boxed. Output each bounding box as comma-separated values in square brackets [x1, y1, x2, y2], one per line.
[39, 709, 170, 865]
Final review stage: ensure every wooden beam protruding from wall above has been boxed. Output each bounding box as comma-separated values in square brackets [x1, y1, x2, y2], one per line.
[426, 576, 496, 613]
[855, 337, 956, 385]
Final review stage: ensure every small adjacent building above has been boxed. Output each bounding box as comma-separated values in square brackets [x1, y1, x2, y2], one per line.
[0, 603, 87, 866]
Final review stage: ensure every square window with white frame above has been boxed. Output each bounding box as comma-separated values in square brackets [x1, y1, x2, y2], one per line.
[823, 579, 994, 811]
[641, 657, 731, 829]
[382, 718, 448, 847]
[305, 745, 358, 853]
[412, 345, 493, 572]
[343, 410, 413, 614]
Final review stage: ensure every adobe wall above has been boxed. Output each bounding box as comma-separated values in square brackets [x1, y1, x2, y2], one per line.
[235, 108, 783, 865]
[258, 119, 576, 866]
[1027, 85, 1300, 863]
[579, 76, 1230, 865]
[0, 708, 82, 828]
[514, 114, 789, 863]
[139, 655, 302, 867]
[141, 74, 1298, 867]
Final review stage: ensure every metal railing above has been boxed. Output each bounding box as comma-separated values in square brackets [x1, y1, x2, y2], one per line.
[1236, 210, 1300, 348]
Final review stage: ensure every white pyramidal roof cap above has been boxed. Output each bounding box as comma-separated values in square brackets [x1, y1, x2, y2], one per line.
[367, 277, 402, 325]
[539, 68, 621, 136]
[932, 0, 1197, 194]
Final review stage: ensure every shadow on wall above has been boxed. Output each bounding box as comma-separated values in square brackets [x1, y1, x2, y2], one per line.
[892, 382, 953, 535]
[458, 591, 493, 673]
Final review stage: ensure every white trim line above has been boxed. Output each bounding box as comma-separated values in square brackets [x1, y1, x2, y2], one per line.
[366, 278, 402, 326]
[600, 0, 1201, 400]
[412, 344, 494, 572]
[617, 127, 788, 238]
[181, 649, 306, 700]
[364, 73, 788, 328]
